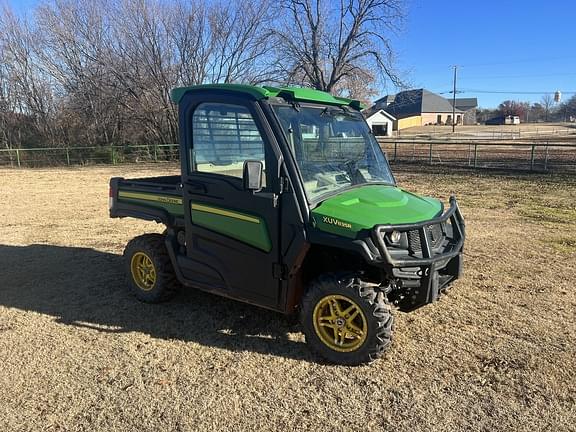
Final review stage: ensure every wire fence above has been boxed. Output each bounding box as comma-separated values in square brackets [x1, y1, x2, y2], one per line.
[378, 138, 576, 172]
[0, 144, 179, 168]
[394, 126, 576, 140]
[2, 140, 576, 173]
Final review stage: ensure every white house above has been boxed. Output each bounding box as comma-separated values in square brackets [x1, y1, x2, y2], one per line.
[363, 109, 396, 137]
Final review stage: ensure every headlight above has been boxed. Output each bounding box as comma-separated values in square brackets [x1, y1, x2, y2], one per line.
[388, 230, 401, 244]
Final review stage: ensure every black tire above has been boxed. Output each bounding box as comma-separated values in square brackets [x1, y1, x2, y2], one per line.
[300, 273, 394, 365]
[123, 233, 179, 303]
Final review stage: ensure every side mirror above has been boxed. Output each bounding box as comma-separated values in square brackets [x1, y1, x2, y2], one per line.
[243, 160, 263, 191]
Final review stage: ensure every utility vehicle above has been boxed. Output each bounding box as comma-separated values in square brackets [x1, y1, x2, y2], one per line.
[109, 84, 465, 365]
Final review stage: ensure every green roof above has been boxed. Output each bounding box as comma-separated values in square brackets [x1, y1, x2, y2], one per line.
[170, 84, 364, 110]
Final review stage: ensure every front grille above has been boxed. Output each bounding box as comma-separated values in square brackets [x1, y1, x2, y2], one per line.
[407, 223, 444, 252]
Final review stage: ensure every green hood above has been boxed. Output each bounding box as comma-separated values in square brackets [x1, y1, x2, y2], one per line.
[311, 185, 443, 238]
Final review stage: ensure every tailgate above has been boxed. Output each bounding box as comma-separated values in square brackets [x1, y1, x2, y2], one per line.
[109, 176, 184, 224]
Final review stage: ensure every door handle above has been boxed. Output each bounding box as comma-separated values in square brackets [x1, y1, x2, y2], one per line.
[254, 191, 279, 207]
[186, 182, 207, 194]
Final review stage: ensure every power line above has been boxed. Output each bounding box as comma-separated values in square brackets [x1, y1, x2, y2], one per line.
[436, 89, 576, 95]
[411, 55, 576, 70]
[459, 89, 576, 95]
[456, 55, 576, 68]
[461, 72, 576, 80]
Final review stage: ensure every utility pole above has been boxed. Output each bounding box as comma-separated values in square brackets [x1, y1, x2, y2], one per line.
[452, 65, 457, 133]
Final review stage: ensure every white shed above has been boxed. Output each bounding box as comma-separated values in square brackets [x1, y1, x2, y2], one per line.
[364, 109, 396, 137]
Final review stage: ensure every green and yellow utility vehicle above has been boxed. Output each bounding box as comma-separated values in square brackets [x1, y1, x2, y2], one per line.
[109, 84, 465, 365]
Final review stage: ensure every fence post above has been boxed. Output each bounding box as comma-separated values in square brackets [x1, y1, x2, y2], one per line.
[394, 142, 397, 162]
[16, 148, 21, 167]
[473, 144, 478, 168]
[530, 144, 535, 171]
[428, 142, 433, 165]
[66, 148, 71, 166]
[110, 146, 115, 165]
[154, 144, 158, 162]
[544, 144, 549, 171]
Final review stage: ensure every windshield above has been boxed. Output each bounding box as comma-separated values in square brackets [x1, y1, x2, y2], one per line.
[273, 104, 395, 203]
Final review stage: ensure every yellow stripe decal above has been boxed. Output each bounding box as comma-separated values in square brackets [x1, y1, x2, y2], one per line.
[191, 203, 260, 224]
[118, 191, 182, 205]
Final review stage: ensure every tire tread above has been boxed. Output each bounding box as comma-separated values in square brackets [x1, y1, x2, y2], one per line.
[123, 233, 179, 303]
[300, 272, 394, 365]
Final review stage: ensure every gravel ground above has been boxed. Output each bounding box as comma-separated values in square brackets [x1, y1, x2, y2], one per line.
[1, 164, 575, 432]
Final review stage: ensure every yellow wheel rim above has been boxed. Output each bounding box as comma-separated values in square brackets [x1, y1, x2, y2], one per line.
[130, 252, 157, 291]
[312, 294, 368, 352]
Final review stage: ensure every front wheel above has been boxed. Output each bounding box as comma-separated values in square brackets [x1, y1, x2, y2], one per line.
[300, 273, 394, 365]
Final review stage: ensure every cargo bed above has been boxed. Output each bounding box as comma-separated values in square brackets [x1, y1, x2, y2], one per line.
[109, 175, 184, 226]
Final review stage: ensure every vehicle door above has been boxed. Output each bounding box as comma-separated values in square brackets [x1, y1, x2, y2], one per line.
[180, 93, 282, 309]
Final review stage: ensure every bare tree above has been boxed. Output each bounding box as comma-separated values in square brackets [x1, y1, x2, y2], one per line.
[0, 0, 406, 155]
[272, 0, 405, 98]
[168, 0, 213, 86]
[541, 94, 554, 122]
[499, 100, 529, 119]
[559, 94, 576, 122]
[206, 0, 276, 84]
[35, 0, 122, 147]
[0, 7, 58, 147]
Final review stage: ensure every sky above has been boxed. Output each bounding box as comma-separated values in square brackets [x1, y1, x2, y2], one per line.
[389, 0, 576, 107]
[5, 0, 576, 108]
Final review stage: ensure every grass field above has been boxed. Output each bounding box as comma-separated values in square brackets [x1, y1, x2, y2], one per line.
[1, 164, 575, 432]
[397, 122, 576, 138]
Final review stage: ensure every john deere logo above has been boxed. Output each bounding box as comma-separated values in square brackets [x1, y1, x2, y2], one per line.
[322, 216, 352, 229]
[157, 196, 181, 205]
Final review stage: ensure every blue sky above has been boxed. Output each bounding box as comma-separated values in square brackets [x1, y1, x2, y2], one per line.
[6, 0, 576, 108]
[389, 0, 576, 107]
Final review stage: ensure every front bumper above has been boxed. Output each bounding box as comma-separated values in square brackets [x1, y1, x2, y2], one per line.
[372, 196, 465, 311]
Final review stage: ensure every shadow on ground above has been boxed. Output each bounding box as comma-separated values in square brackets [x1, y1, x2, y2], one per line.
[0, 244, 311, 361]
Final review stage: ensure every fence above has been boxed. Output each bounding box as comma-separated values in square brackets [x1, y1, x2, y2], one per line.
[393, 126, 576, 140]
[2, 140, 576, 173]
[0, 144, 179, 168]
[379, 138, 576, 173]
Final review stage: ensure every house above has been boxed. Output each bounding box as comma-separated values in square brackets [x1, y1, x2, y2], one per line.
[368, 89, 478, 131]
[449, 98, 478, 125]
[384, 89, 465, 128]
[362, 107, 396, 136]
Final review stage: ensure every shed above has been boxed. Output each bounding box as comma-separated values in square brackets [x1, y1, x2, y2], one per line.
[363, 109, 396, 136]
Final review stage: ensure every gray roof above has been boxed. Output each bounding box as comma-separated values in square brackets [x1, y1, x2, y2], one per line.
[385, 89, 462, 118]
[362, 105, 384, 118]
[450, 98, 478, 111]
[382, 89, 463, 118]
[373, 94, 396, 106]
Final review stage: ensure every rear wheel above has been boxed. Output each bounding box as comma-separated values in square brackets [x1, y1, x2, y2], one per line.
[300, 273, 394, 365]
[123, 233, 179, 303]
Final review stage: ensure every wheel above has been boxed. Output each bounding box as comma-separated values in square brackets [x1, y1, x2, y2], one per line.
[123, 233, 179, 303]
[300, 273, 394, 365]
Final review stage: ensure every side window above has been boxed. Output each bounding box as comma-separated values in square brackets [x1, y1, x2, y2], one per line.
[191, 103, 266, 179]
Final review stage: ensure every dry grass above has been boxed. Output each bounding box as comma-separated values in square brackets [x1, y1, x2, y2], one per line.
[398, 122, 576, 138]
[1, 164, 575, 432]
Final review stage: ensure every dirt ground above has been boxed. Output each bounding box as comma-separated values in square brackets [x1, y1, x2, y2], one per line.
[397, 122, 576, 138]
[1, 164, 575, 432]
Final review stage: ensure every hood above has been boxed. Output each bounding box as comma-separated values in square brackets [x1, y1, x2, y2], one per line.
[311, 185, 443, 238]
